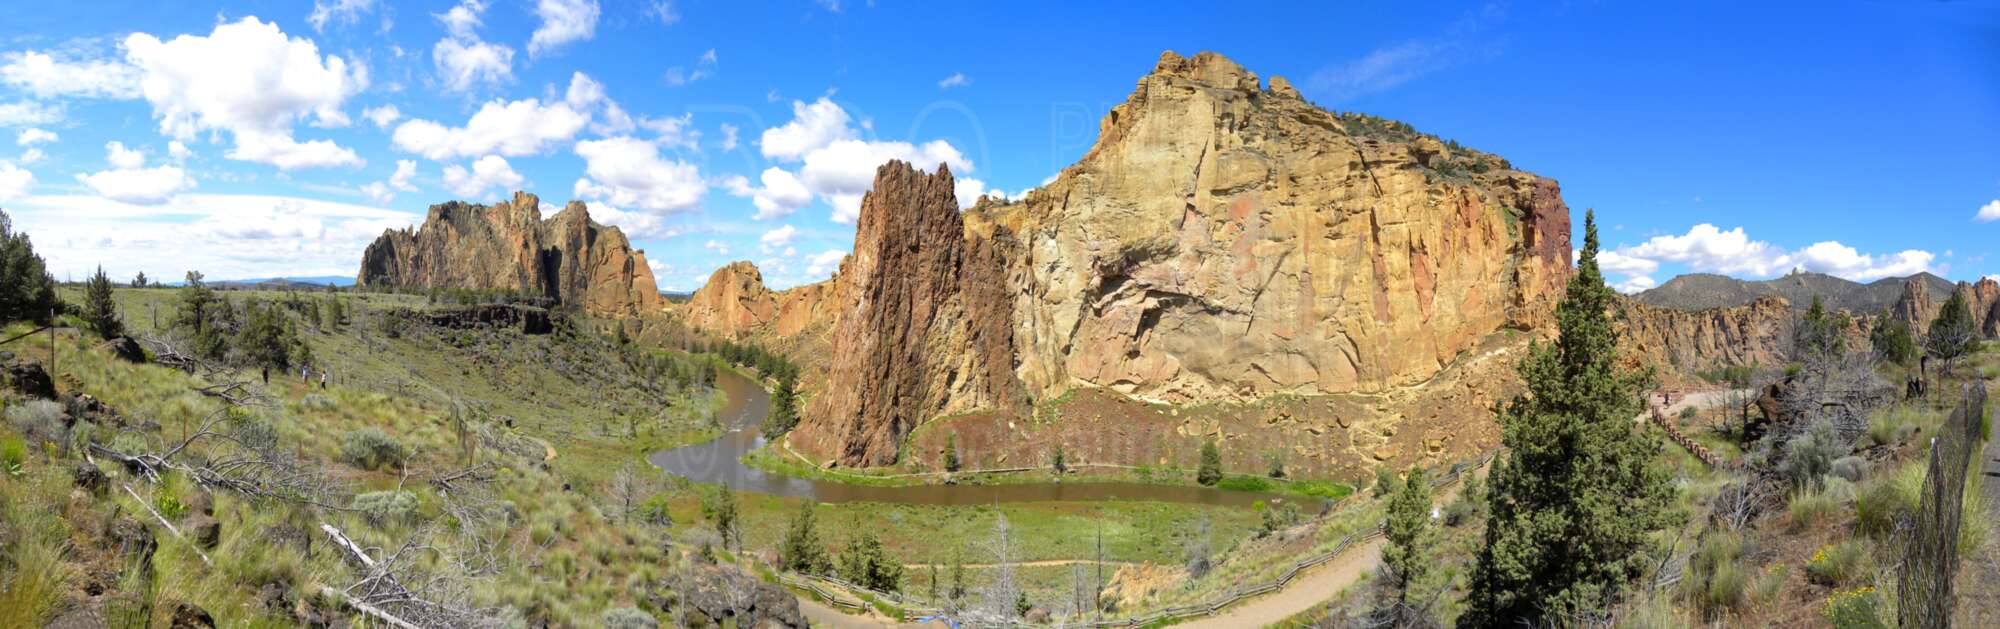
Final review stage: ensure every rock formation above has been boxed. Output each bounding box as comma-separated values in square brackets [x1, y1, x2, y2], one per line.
[988, 51, 1571, 406]
[787, 162, 1027, 465]
[683, 261, 778, 338]
[1889, 276, 2000, 337]
[770, 51, 1574, 466]
[355, 192, 661, 316]
[1616, 296, 1797, 373]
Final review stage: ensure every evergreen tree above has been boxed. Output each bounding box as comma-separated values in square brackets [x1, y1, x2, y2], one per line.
[1871, 311, 1918, 366]
[1464, 211, 1675, 626]
[1052, 443, 1067, 474]
[1196, 440, 1223, 486]
[762, 376, 799, 439]
[778, 503, 831, 575]
[1924, 290, 1977, 370]
[175, 271, 227, 359]
[1793, 295, 1846, 364]
[131, 271, 148, 288]
[237, 300, 296, 369]
[0, 209, 60, 324]
[701, 487, 740, 551]
[838, 529, 904, 591]
[1383, 466, 1434, 607]
[943, 434, 961, 472]
[82, 265, 123, 340]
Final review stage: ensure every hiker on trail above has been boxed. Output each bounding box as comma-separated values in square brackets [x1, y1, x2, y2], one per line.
[320, 371, 328, 390]
[261, 366, 269, 385]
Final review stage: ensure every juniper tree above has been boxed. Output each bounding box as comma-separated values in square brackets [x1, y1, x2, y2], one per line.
[1383, 466, 1434, 607]
[1924, 290, 1977, 374]
[82, 265, 123, 340]
[1464, 211, 1675, 626]
[1870, 311, 1917, 366]
[1196, 439, 1222, 486]
[0, 209, 59, 324]
[778, 503, 830, 575]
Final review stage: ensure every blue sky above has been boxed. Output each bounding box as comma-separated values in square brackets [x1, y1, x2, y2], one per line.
[0, 1, 1994, 293]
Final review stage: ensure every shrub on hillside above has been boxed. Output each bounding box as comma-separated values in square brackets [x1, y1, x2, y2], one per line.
[600, 607, 657, 629]
[1823, 586, 1887, 629]
[5, 400, 66, 451]
[1779, 421, 1849, 490]
[353, 490, 418, 526]
[339, 427, 406, 471]
[1830, 456, 1870, 483]
[1805, 540, 1868, 587]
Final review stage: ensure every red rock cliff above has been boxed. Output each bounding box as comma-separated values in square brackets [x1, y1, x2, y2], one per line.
[355, 192, 660, 316]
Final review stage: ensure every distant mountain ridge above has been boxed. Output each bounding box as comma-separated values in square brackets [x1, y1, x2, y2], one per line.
[1634, 271, 1955, 313]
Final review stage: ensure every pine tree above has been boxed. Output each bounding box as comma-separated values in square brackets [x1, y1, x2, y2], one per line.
[943, 434, 961, 472]
[778, 503, 830, 575]
[1464, 211, 1676, 625]
[762, 376, 799, 439]
[131, 271, 148, 288]
[1382, 466, 1434, 607]
[1871, 311, 1917, 366]
[0, 209, 60, 324]
[1196, 440, 1223, 486]
[1793, 295, 1845, 364]
[1925, 290, 1977, 371]
[82, 265, 123, 340]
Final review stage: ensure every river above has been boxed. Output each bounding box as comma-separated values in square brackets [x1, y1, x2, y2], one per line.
[647, 369, 1299, 508]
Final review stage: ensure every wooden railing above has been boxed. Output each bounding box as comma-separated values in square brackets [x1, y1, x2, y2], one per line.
[1648, 406, 1723, 467]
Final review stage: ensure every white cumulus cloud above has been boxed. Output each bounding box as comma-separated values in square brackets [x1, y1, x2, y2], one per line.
[572, 136, 704, 214]
[722, 167, 813, 220]
[0, 50, 142, 99]
[758, 224, 796, 253]
[1603, 223, 1939, 291]
[805, 249, 845, 277]
[433, 0, 514, 92]
[124, 17, 365, 169]
[529, 0, 600, 58]
[363, 105, 401, 129]
[758, 97, 976, 223]
[14, 128, 56, 147]
[759, 97, 853, 160]
[1976, 199, 2000, 222]
[394, 73, 616, 160]
[389, 159, 418, 191]
[938, 72, 970, 90]
[0, 162, 32, 202]
[441, 155, 522, 200]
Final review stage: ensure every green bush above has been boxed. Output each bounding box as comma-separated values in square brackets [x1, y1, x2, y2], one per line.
[600, 607, 658, 629]
[1215, 475, 1273, 492]
[1822, 586, 1888, 629]
[1856, 463, 1923, 538]
[1805, 540, 1868, 587]
[353, 490, 418, 526]
[5, 400, 66, 451]
[1830, 456, 1870, 483]
[339, 427, 406, 471]
[1372, 466, 1402, 498]
[637, 495, 674, 527]
[0, 432, 26, 477]
[1779, 421, 1849, 490]
[1258, 501, 1302, 537]
[154, 493, 190, 520]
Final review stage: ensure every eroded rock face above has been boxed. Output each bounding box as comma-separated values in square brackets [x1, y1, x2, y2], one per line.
[355, 192, 660, 316]
[684, 262, 779, 339]
[775, 51, 1575, 466]
[789, 162, 1027, 466]
[993, 50, 1570, 404]
[1890, 277, 2000, 337]
[1616, 296, 1797, 372]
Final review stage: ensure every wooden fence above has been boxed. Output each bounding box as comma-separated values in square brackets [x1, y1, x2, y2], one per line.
[1647, 406, 1723, 468]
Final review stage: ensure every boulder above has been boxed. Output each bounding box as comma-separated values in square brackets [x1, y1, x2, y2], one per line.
[189, 516, 221, 549]
[2, 360, 55, 400]
[96, 336, 146, 363]
[72, 461, 107, 496]
[654, 563, 805, 628]
[170, 601, 215, 628]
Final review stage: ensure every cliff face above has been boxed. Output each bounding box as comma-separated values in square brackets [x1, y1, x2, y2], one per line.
[991, 51, 1570, 404]
[1617, 296, 1797, 372]
[787, 163, 1027, 466]
[356, 192, 661, 316]
[1889, 277, 2000, 337]
[768, 51, 1575, 466]
[683, 262, 778, 338]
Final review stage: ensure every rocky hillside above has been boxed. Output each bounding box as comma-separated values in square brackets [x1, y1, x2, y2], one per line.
[1636, 271, 1952, 313]
[1616, 296, 1807, 374]
[714, 51, 1575, 466]
[1889, 275, 2000, 337]
[355, 192, 661, 316]
[682, 261, 777, 338]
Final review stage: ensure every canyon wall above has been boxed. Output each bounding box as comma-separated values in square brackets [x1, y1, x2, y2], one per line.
[356, 192, 661, 316]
